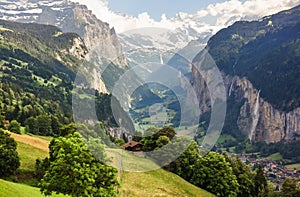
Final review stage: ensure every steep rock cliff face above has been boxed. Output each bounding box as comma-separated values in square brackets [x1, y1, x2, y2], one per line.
[229, 76, 300, 143]
[60, 36, 87, 62]
[38, 4, 126, 66]
[0, 0, 127, 92]
[192, 67, 300, 143]
[191, 6, 300, 143]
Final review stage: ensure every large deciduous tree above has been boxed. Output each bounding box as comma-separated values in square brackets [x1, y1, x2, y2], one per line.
[164, 140, 200, 181]
[40, 132, 118, 197]
[223, 153, 255, 197]
[191, 152, 239, 197]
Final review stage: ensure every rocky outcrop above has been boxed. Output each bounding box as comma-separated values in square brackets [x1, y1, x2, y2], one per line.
[61, 36, 87, 61]
[191, 68, 300, 143]
[50, 4, 126, 66]
[255, 101, 300, 143]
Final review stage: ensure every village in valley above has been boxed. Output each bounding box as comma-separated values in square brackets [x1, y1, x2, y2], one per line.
[236, 153, 300, 186]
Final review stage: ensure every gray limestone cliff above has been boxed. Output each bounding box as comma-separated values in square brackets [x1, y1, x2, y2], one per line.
[191, 6, 300, 144]
[191, 65, 300, 143]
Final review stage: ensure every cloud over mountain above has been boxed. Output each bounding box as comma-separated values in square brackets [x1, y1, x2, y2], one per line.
[74, 0, 300, 33]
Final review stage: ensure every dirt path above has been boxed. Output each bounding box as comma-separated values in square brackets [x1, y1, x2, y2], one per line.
[117, 154, 122, 180]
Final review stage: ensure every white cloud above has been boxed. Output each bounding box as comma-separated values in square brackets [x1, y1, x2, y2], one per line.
[72, 0, 300, 33]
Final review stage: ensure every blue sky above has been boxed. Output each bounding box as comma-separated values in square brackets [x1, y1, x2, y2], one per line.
[75, 0, 298, 33]
[108, 0, 224, 20]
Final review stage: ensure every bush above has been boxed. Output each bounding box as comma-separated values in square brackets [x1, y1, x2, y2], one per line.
[8, 120, 21, 134]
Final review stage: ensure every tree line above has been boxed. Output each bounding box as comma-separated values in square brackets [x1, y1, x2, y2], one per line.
[133, 126, 300, 197]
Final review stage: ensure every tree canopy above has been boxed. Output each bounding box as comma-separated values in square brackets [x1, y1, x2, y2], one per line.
[191, 152, 239, 197]
[40, 132, 118, 197]
[223, 153, 255, 197]
[281, 178, 300, 197]
[0, 129, 20, 177]
[8, 120, 21, 134]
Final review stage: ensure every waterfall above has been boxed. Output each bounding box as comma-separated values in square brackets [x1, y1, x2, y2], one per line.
[160, 54, 164, 64]
[249, 90, 260, 141]
[228, 80, 234, 96]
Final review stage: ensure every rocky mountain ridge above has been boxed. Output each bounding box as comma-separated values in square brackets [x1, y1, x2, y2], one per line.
[0, 0, 127, 92]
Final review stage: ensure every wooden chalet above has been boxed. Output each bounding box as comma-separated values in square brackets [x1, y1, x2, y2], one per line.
[123, 140, 143, 152]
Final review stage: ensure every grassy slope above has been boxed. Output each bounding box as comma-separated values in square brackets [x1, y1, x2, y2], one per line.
[0, 179, 64, 197]
[285, 163, 300, 170]
[5, 133, 213, 197]
[107, 149, 213, 196]
[120, 169, 214, 197]
[6, 131, 50, 171]
[17, 142, 48, 171]
[267, 152, 283, 161]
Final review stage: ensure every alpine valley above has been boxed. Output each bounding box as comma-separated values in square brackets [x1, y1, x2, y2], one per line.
[0, 0, 300, 197]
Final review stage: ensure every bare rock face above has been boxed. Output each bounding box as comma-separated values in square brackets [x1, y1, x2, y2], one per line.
[192, 67, 300, 143]
[60, 36, 87, 62]
[0, 0, 127, 92]
[255, 102, 300, 143]
[228, 77, 300, 143]
[191, 65, 210, 114]
[52, 4, 126, 67]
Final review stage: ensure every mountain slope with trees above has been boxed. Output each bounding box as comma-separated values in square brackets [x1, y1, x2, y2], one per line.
[0, 20, 85, 129]
[206, 5, 300, 111]
[0, 20, 121, 136]
[192, 5, 300, 145]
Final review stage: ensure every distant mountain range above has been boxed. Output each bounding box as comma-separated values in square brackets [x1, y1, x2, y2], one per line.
[109, 1, 299, 68]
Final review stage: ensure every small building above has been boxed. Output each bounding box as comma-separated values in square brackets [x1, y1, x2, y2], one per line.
[4, 120, 9, 126]
[123, 141, 143, 152]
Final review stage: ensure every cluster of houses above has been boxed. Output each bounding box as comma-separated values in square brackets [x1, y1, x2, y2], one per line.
[237, 154, 300, 185]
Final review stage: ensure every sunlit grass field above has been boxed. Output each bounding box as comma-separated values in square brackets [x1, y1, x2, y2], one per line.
[4, 132, 213, 197]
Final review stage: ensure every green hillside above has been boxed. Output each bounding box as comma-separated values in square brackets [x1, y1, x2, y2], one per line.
[0, 19, 85, 130]
[6, 133, 213, 197]
[0, 19, 123, 136]
[1, 168, 212, 197]
[120, 169, 214, 197]
[0, 179, 65, 197]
